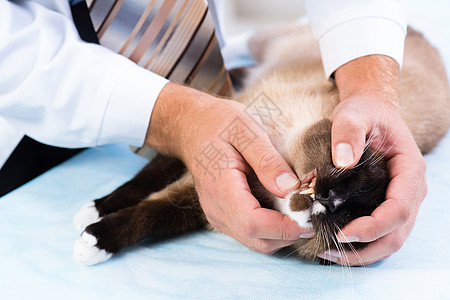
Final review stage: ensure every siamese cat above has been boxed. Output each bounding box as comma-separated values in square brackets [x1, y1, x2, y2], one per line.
[73, 24, 450, 266]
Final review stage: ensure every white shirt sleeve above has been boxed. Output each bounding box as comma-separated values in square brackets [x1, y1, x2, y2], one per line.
[305, 0, 408, 78]
[0, 0, 168, 149]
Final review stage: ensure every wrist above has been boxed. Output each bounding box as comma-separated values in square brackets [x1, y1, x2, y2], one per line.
[334, 55, 400, 109]
[145, 83, 198, 157]
[145, 82, 222, 160]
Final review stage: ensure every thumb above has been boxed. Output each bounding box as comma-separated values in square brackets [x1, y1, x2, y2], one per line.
[331, 112, 368, 169]
[234, 134, 300, 198]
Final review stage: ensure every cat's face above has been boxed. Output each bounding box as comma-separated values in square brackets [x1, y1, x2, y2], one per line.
[312, 149, 389, 230]
[289, 149, 389, 260]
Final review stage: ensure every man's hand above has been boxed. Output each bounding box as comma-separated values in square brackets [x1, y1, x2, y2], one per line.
[319, 55, 427, 266]
[146, 83, 312, 254]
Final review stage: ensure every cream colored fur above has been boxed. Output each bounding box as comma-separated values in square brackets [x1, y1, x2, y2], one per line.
[239, 24, 450, 180]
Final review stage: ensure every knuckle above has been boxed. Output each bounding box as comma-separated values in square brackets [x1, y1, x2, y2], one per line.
[334, 112, 361, 130]
[371, 227, 382, 242]
[204, 214, 219, 230]
[257, 151, 283, 173]
[389, 235, 405, 254]
[336, 255, 357, 267]
[398, 205, 412, 225]
[280, 224, 289, 242]
[242, 219, 257, 239]
[368, 218, 382, 241]
[280, 215, 294, 240]
[254, 240, 275, 255]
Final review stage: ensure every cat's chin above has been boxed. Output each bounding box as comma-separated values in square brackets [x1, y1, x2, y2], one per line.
[275, 170, 342, 260]
[292, 238, 327, 261]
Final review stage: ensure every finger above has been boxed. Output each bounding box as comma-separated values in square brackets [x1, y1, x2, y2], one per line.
[337, 150, 426, 243]
[319, 242, 391, 266]
[226, 119, 299, 197]
[208, 213, 298, 255]
[223, 170, 306, 241]
[249, 238, 298, 255]
[340, 237, 397, 266]
[331, 107, 369, 169]
[242, 207, 308, 241]
[215, 169, 309, 240]
[208, 205, 301, 254]
[335, 215, 414, 266]
[320, 234, 400, 266]
[337, 198, 409, 243]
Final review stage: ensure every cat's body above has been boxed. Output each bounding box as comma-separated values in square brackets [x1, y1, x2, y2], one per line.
[73, 24, 450, 266]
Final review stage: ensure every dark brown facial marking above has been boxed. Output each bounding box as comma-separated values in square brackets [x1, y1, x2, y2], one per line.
[299, 119, 332, 174]
[289, 193, 313, 212]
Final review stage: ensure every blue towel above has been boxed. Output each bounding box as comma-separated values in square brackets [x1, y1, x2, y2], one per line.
[1, 0, 450, 298]
[1, 131, 450, 299]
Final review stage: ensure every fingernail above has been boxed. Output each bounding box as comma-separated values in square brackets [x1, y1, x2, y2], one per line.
[337, 235, 359, 243]
[276, 173, 299, 191]
[317, 252, 339, 263]
[335, 143, 354, 168]
[324, 250, 341, 257]
[299, 232, 315, 239]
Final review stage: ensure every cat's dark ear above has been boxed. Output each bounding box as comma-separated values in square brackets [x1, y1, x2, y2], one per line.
[248, 22, 301, 62]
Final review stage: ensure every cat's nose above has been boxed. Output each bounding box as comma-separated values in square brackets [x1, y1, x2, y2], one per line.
[317, 190, 340, 213]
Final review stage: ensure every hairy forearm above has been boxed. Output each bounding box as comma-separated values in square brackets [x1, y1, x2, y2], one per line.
[145, 83, 194, 156]
[144, 82, 222, 159]
[334, 55, 401, 107]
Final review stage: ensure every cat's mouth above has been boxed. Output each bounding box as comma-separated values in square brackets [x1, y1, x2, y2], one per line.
[286, 169, 328, 228]
[299, 170, 328, 217]
[299, 169, 316, 200]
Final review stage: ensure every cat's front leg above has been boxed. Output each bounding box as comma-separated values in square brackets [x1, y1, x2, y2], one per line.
[74, 153, 186, 232]
[74, 174, 206, 265]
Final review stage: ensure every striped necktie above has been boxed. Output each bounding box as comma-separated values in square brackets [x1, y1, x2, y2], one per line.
[1, 0, 235, 196]
[71, 0, 233, 97]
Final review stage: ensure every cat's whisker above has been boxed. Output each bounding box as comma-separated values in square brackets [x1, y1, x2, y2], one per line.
[332, 225, 348, 266]
[349, 246, 364, 267]
[369, 142, 395, 167]
[372, 128, 396, 161]
[328, 225, 354, 289]
[334, 233, 355, 291]
[353, 104, 392, 170]
[331, 231, 349, 272]
[321, 228, 333, 266]
[334, 140, 372, 176]
[334, 163, 350, 178]
[335, 226, 365, 267]
[370, 126, 389, 155]
[349, 136, 387, 170]
[323, 225, 331, 256]
[352, 135, 382, 169]
[364, 104, 401, 168]
[364, 123, 379, 150]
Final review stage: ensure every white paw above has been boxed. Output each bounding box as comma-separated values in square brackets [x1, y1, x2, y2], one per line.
[74, 201, 101, 232]
[73, 232, 113, 266]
